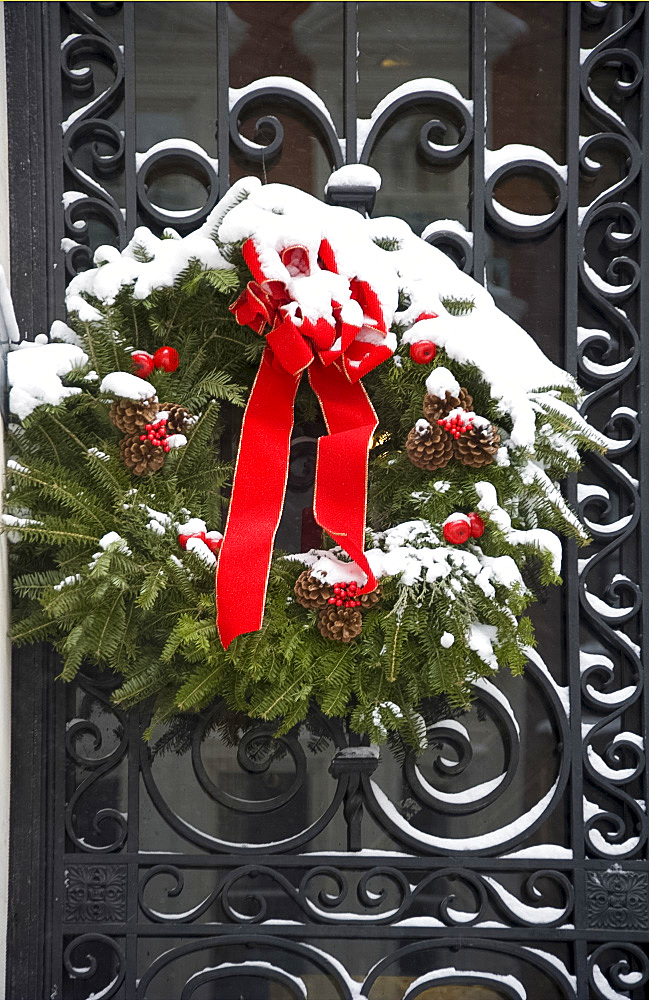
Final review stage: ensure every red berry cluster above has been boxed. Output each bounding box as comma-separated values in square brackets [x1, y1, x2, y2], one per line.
[133, 346, 180, 378]
[140, 418, 170, 453]
[438, 409, 473, 439]
[328, 581, 362, 608]
[178, 530, 222, 554]
[443, 512, 485, 545]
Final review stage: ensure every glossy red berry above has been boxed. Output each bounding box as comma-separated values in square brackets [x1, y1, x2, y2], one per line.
[468, 512, 485, 539]
[443, 517, 471, 545]
[178, 530, 206, 550]
[132, 350, 154, 378]
[153, 346, 180, 373]
[409, 341, 437, 365]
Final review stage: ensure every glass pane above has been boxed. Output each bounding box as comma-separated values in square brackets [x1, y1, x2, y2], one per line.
[229, 2, 344, 194]
[135, 2, 218, 155]
[486, 1, 567, 349]
[358, 1, 471, 233]
[357, 2, 471, 118]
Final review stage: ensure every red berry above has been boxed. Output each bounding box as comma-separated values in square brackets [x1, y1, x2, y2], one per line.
[132, 350, 154, 378]
[468, 512, 485, 539]
[328, 597, 336, 604]
[163, 444, 170, 453]
[409, 341, 437, 365]
[443, 518, 471, 545]
[153, 346, 180, 373]
[336, 599, 343, 606]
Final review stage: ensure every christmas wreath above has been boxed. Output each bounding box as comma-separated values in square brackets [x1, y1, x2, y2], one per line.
[4, 176, 606, 747]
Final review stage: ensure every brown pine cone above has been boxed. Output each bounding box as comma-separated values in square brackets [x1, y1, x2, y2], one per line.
[454, 420, 501, 468]
[110, 397, 158, 435]
[359, 584, 382, 609]
[406, 419, 454, 471]
[294, 570, 334, 609]
[422, 387, 473, 423]
[120, 432, 166, 476]
[161, 402, 192, 435]
[317, 606, 363, 642]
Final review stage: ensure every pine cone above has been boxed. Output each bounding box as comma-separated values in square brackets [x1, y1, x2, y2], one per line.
[454, 420, 501, 468]
[294, 570, 334, 609]
[359, 584, 382, 609]
[422, 387, 473, 423]
[406, 419, 454, 471]
[120, 432, 166, 476]
[161, 402, 191, 435]
[317, 606, 363, 642]
[110, 397, 158, 435]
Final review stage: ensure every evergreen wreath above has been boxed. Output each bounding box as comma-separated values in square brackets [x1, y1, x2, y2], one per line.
[3, 176, 606, 748]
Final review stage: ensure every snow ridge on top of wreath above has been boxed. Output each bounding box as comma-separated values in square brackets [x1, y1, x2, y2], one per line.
[66, 175, 584, 450]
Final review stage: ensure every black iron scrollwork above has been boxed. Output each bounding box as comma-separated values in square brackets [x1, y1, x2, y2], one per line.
[229, 78, 344, 171]
[63, 934, 125, 999]
[577, 2, 646, 862]
[358, 80, 474, 167]
[65, 673, 128, 853]
[588, 943, 649, 1000]
[61, 3, 127, 274]
[138, 861, 573, 929]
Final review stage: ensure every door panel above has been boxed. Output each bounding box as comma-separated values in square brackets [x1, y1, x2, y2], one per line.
[5, 3, 649, 998]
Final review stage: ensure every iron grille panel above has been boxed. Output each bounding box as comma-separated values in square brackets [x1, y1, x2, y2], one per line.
[5, 2, 649, 998]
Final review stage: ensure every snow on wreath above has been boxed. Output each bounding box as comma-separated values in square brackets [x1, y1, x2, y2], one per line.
[3, 172, 606, 749]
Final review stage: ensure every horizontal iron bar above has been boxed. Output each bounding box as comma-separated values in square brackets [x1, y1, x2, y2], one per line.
[59, 922, 649, 941]
[63, 853, 649, 871]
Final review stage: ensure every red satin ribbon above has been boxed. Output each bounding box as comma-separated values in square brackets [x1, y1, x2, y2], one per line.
[216, 238, 390, 649]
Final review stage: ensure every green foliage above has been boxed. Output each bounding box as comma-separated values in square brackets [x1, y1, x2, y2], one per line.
[440, 295, 476, 316]
[3, 214, 602, 750]
[373, 236, 402, 252]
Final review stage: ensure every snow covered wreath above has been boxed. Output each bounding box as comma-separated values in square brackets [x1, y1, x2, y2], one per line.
[4, 176, 606, 747]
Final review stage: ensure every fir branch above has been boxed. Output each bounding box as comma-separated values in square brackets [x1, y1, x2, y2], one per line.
[440, 295, 476, 316]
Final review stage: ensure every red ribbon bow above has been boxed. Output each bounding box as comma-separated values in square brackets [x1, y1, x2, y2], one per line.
[216, 238, 393, 648]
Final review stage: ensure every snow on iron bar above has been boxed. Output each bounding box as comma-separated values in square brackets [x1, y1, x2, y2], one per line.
[325, 163, 382, 192]
[403, 968, 526, 1000]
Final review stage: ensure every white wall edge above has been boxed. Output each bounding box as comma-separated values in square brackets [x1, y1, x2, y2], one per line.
[0, 2, 11, 996]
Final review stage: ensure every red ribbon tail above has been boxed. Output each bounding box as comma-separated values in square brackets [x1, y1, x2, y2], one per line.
[308, 359, 378, 595]
[216, 348, 300, 648]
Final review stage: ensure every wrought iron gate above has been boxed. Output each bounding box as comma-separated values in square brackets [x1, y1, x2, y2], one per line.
[5, 2, 649, 997]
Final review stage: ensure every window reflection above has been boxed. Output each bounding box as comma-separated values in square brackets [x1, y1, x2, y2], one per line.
[229, 3, 344, 193]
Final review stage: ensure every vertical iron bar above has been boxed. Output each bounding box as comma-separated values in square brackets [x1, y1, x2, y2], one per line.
[123, 2, 137, 238]
[46, 0, 66, 319]
[639, 5, 649, 867]
[6, 2, 50, 338]
[125, 708, 141, 993]
[565, 4, 588, 996]
[470, 2, 486, 285]
[50, 656, 67, 1000]
[216, 2, 230, 198]
[343, 3, 357, 164]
